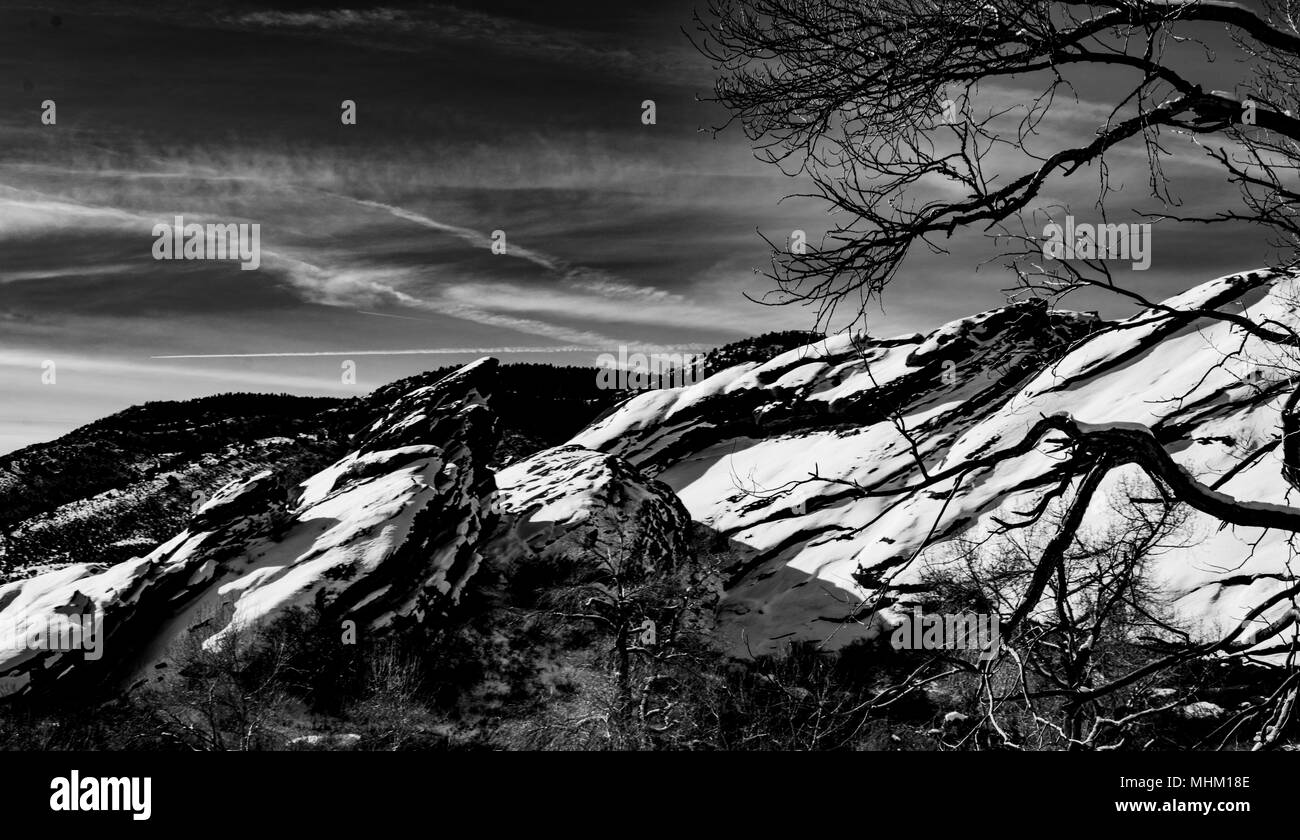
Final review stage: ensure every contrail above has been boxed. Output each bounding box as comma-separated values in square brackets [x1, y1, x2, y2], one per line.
[336, 194, 559, 270]
[151, 342, 714, 359]
[355, 310, 441, 323]
[151, 346, 603, 359]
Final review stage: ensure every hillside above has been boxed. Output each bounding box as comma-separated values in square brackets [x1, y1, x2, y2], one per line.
[3, 272, 1299, 750]
[0, 338, 802, 580]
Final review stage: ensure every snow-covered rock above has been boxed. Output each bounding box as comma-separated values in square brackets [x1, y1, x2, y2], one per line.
[486, 444, 693, 573]
[287, 733, 362, 749]
[0, 359, 501, 699]
[569, 270, 1300, 657]
[1175, 702, 1226, 721]
[9, 265, 1300, 697]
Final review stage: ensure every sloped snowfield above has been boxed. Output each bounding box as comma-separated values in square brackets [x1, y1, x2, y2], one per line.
[574, 269, 1300, 656]
[0, 359, 701, 700]
[4, 269, 1299, 699]
[0, 359, 501, 698]
[487, 443, 692, 571]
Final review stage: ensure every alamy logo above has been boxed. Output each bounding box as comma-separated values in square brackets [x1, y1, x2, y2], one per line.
[0, 612, 104, 696]
[595, 347, 705, 391]
[152, 215, 261, 270]
[50, 771, 151, 821]
[1042, 216, 1151, 270]
[0, 613, 103, 661]
[890, 608, 1001, 662]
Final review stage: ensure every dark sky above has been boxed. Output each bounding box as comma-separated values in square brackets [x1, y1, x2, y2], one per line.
[0, 0, 1281, 452]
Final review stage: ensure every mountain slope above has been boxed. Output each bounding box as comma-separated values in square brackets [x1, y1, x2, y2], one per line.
[0, 363, 628, 581]
[568, 270, 1300, 656]
[0, 360, 501, 699]
[6, 268, 1300, 701]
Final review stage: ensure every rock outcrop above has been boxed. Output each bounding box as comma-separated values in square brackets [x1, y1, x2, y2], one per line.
[486, 444, 693, 573]
[0, 358, 500, 699]
[8, 267, 1300, 695]
[571, 271, 1300, 657]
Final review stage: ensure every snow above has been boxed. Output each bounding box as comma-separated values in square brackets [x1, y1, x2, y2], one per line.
[570, 270, 1300, 657]
[486, 444, 691, 571]
[0, 360, 499, 697]
[8, 272, 1300, 692]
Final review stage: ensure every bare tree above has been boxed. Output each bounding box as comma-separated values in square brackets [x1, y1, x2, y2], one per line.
[918, 476, 1202, 749]
[695, 0, 1300, 747]
[520, 517, 724, 747]
[695, 0, 1300, 317]
[144, 612, 294, 751]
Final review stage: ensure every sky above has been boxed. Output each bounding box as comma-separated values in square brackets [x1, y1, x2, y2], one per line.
[0, 0, 1284, 452]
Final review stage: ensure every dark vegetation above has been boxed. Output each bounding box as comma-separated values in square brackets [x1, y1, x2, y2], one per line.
[0, 394, 346, 576]
[701, 330, 824, 374]
[0, 335, 807, 578]
[0, 523, 921, 751]
[687, 0, 1300, 750]
[4, 330, 1281, 749]
[1, 516, 1292, 751]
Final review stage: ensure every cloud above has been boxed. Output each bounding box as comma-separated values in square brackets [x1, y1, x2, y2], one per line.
[0, 351, 357, 393]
